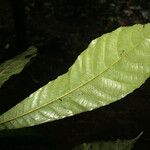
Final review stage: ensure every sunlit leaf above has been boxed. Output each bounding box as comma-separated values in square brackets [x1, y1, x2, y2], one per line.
[0, 24, 150, 130]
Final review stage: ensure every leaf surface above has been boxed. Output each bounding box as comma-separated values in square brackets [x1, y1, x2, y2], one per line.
[73, 132, 142, 150]
[0, 24, 150, 130]
[0, 46, 37, 87]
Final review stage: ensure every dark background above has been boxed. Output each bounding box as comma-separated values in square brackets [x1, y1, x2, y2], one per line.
[0, 0, 150, 149]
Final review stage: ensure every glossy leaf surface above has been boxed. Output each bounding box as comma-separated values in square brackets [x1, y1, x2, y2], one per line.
[0, 24, 150, 130]
[0, 46, 37, 87]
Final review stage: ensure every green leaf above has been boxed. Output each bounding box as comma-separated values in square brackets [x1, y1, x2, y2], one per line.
[72, 132, 142, 150]
[0, 46, 37, 87]
[0, 24, 150, 130]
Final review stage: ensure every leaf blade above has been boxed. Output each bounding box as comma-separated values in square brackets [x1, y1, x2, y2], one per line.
[0, 46, 37, 87]
[72, 132, 143, 150]
[0, 24, 150, 130]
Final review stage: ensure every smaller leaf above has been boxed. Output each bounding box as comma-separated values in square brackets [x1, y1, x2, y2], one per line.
[73, 132, 143, 150]
[0, 46, 37, 87]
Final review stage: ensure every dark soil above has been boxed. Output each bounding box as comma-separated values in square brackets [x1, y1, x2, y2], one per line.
[0, 0, 150, 149]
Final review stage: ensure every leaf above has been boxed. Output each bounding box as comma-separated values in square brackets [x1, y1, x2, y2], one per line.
[72, 132, 142, 150]
[0, 24, 150, 130]
[0, 46, 37, 87]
